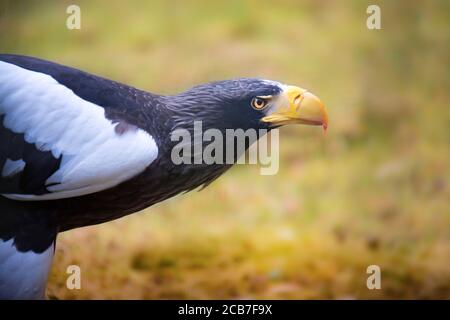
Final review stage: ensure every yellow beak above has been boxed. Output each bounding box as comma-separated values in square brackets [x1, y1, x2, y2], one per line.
[261, 86, 328, 130]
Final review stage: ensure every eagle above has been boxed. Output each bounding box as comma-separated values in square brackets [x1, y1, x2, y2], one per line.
[0, 54, 328, 299]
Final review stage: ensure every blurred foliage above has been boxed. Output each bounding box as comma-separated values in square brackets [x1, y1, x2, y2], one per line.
[1, 0, 449, 299]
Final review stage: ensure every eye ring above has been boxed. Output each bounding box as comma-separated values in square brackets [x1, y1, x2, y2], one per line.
[251, 97, 268, 110]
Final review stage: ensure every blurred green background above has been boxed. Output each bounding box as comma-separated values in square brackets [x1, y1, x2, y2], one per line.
[1, 0, 449, 299]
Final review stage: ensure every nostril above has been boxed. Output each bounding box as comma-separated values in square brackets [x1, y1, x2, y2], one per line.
[294, 94, 303, 110]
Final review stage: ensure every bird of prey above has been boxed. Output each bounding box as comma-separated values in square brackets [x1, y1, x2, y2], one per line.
[0, 54, 328, 299]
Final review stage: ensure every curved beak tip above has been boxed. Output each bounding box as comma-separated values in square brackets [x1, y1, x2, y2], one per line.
[297, 91, 329, 130]
[321, 104, 329, 133]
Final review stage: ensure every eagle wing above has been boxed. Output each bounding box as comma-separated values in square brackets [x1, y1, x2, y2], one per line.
[0, 55, 158, 201]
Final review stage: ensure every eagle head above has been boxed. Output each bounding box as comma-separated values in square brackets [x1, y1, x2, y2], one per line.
[165, 78, 328, 133]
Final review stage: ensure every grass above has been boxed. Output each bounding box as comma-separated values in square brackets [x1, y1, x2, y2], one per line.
[1, 0, 449, 299]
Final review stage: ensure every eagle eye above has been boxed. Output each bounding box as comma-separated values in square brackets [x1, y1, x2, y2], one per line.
[251, 97, 268, 110]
